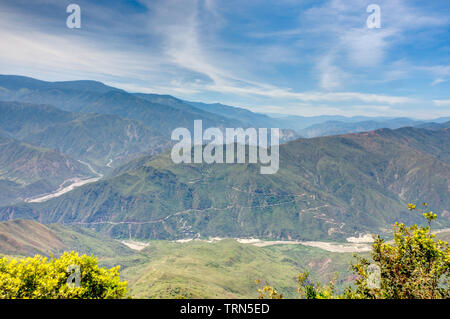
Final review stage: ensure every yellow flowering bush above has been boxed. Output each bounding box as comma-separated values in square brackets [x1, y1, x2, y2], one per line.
[257, 203, 449, 299]
[0, 251, 127, 299]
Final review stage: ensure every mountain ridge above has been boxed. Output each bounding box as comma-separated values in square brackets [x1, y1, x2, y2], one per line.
[1, 126, 447, 241]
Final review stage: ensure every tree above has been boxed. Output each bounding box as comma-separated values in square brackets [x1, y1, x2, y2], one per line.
[297, 272, 338, 299]
[258, 203, 449, 299]
[344, 203, 449, 299]
[0, 251, 127, 299]
[255, 280, 283, 299]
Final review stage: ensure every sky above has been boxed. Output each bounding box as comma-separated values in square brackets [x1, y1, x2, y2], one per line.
[0, 0, 449, 118]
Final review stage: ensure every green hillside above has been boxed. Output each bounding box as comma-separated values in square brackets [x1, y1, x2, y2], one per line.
[0, 219, 133, 257]
[0, 134, 93, 205]
[2, 126, 447, 241]
[0, 219, 357, 299]
[121, 239, 355, 299]
[0, 101, 169, 169]
[0, 75, 245, 135]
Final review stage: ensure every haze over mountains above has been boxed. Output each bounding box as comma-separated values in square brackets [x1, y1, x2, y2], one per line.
[0, 74, 448, 243]
[1, 75, 447, 137]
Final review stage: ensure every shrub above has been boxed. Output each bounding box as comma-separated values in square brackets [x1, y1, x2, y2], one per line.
[0, 251, 127, 299]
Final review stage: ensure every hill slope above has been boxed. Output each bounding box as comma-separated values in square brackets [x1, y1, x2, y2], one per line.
[1, 126, 447, 241]
[0, 75, 244, 135]
[0, 101, 169, 169]
[0, 133, 94, 205]
[121, 239, 355, 298]
[0, 219, 133, 257]
[0, 219, 357, 299]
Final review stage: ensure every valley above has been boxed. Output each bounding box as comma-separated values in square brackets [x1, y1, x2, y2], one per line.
[1, 123, 447, 243]
[0, 74, 448, 299]
[24, 159, 103, 203]
[0, 219, 359, 298]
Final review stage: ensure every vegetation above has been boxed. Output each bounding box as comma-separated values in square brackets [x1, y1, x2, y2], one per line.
[3, 125, 448, 242]
[0, 203, 448, 299]
[256, 280, 283, 299]
[0, 101, 168, 170]
[342, 203, 448, 299]
[0, 131, 93, 205]
[260, 203, 450, 299]
[0, 75, 448, 300]
[0, 220, 356, 299]
[120, 239, 354, 299]
[0, 219, 134, 257]
[0, 252, 127, 299]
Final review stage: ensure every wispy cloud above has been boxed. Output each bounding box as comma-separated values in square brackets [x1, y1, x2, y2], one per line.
[0, 0, 448, 118]
[433, 99, 450, 107]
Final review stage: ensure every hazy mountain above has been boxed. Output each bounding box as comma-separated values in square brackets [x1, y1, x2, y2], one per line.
[187, 101, 393, 133]
[414, 121, 450, 131]
[0, 101, 169, 169]
[297, 118, 423, 138]
[187, 101, 285, 129]
[433, 117, 450, 123]
[0, 75, 120, 93]
[186, 101, 445, 138]
[0, 75, 120, 112]
[0, 75, 245, 134]
[0, 75, 299, 143]
[2, 126, 447, 241]
[0, 133, 93, 205]
[265, 114, 394, 130]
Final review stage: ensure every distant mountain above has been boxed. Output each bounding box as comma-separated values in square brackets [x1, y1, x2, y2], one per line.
[414, 121, 450, 131]
[297, 118, 423, 138]
[0, 133, 93, 205]
[2, 126, 447, 241]
[0, 74, 120, 93]
[0, 75, 245, 135]
[186, 101, 448, 138]
[0, 75, 298, 143]
[0, 219, 133, 257]
[139, 96, 299, 141]
[0, 75, 120, 112]
[187, 101, 285, 129]
[2, 75, 447, 140]
[265, 114, 394, 130]
[433, 117, 450, 123]
[187, 101, 392, 133]
[0, 101, 169, 169]
[82, 90, 243, 136]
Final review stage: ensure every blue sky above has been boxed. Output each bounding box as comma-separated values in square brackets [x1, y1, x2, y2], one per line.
[0, 0, 449, 118]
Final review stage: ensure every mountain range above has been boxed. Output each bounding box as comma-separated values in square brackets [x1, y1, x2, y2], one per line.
[2, 74, 447, 138]
[1, 126, 448, 241]
[0, 74, 448, 242]
[0, 101, 169, 169]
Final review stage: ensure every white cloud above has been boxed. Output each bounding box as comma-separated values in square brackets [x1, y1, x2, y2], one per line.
[420, 65, 450, 86]
[317, 55, 348, 90]
[433, 99, 450, 107]
[0, 0, 447, 118]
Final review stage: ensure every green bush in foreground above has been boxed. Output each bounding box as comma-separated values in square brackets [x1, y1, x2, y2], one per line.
[262, 203, 450, 299]
[0, 251, 127, 299]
